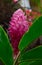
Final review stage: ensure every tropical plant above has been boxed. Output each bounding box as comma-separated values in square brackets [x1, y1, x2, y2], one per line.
[0, 16, 42, 65]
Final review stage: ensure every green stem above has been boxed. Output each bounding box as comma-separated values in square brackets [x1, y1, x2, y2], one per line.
[14, 51, 20, 65]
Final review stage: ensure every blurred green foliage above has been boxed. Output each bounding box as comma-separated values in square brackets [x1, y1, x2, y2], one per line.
[30, 0, 42, 13]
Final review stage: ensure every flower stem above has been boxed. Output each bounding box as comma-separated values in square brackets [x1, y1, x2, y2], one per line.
[14, 51, 20, 65]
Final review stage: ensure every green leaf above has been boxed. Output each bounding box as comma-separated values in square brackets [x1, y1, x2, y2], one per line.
[30, 60, 42, 65]
[19, 46, 42, 62]
[0, 26, 13, 65]
[19, 61, 35, 65]
[19, 62, 29, 65]
[19, 60, 42, 65]
[19, 16, 42, 51]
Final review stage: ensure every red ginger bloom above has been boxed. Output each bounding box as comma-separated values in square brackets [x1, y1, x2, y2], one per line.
[8, 9, 29, 56]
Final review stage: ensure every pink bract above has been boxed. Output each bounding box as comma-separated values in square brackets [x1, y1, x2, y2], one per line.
[8, 9, 29, 56]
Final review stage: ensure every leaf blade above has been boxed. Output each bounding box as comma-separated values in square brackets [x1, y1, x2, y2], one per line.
[19, 46, 42, 62]
[19, 16, 42, 51]
[0, 26, 13, 65]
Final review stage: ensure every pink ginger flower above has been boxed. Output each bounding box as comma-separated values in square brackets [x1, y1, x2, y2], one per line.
[8, 9, 29, 56]
[13, 0, 18, 3]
